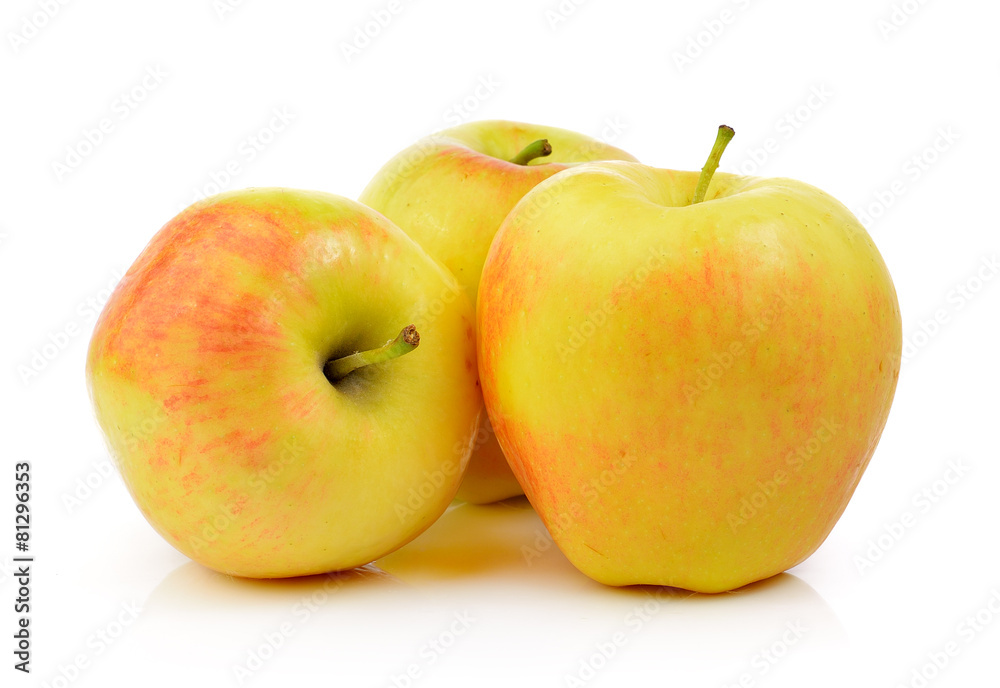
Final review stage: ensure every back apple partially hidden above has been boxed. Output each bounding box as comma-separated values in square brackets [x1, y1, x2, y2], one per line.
[360, 119, 638, 503]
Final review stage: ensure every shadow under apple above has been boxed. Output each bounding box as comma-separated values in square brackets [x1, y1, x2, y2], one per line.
[127, 499, 851, 686]
[377, 496, 583, 583]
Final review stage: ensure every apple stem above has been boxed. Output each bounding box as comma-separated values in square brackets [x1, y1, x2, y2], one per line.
[324, 325, 420, 382]
[509, 139, 552, 165]
[691, 125, 735, 205]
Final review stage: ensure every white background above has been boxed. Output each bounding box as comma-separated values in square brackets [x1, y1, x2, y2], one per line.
[2, 0, 999, 686]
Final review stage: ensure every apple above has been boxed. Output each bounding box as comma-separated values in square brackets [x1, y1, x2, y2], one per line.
[477, 126, 902, 592]
[360, 120, 637, 503]
[86, 188, 482, 578]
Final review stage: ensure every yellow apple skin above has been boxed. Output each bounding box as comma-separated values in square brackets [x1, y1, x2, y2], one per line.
[86, 188, 482, 578]
[360, 120, 637, 504]
[478, 163, 902, 593]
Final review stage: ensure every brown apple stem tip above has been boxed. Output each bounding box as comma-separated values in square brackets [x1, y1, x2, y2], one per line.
[509, 139, 552, 165]
[691, 125, 735, 205]
[324, 325, 420, 382]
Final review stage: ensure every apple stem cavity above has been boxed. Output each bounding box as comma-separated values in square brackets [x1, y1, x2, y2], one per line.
[691, 125, 735, 205]
[324, 325, 420, 382]
[509, 139, 552, 166]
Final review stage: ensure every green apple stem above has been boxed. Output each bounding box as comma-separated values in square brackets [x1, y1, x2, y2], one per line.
[509, 139, 552, 165]
[324, 325, 420, 382]
[691, 125, 735, 205]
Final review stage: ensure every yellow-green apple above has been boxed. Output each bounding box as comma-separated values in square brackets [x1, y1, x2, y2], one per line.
[360, 119, 637, 504]
[477, 126, 902, 593]
[86, 188, 482, 578]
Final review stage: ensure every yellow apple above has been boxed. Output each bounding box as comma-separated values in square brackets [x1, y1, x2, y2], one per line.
[87, 188, 482, 578]
[477, 126, 902, 592]
[360, 120, 637, 503]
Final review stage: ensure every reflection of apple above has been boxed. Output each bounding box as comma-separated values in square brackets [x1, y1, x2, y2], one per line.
[361, 120, 637, 504]
[478, 126, 902, 592]
[87, 188, 482, 578]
